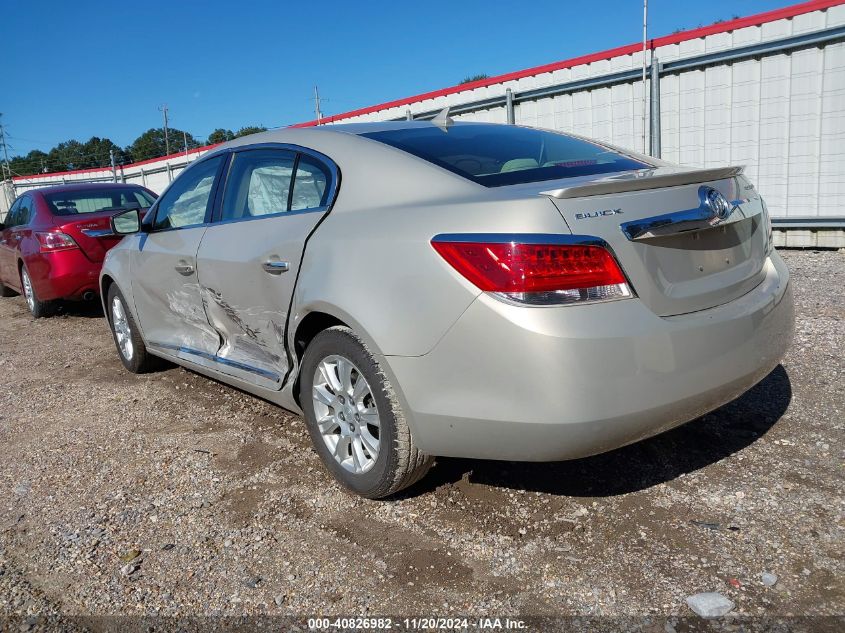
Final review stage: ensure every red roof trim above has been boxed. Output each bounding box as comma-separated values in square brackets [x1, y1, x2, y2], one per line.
[12, 143, 221, 182]
[293, 0, 843, 128]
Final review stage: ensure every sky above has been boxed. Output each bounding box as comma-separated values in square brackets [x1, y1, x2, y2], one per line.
[1, 0, 795, 157]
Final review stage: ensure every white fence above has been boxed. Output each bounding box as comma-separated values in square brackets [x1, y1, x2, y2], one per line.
[5, 0, 845, 246]
[3, 146, 215, 215]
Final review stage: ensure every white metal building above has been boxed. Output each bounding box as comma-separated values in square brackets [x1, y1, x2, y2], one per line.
[5, 0, 844, 246]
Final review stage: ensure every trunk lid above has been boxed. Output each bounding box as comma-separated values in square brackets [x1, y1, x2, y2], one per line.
[539, 166, 769, 316]
[52, 208, 147, 263]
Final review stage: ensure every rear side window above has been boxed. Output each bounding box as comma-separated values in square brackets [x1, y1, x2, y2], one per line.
[360, 124, 649, 187]
[291, 155, 330, 211]
[153, 156, 224, 230]
[44, 188, 156, 216]
[221, 149, 332, 221]
[15, 196, 32, 226]
[222, 149, 296, 221]
[4, 198, 23, 227]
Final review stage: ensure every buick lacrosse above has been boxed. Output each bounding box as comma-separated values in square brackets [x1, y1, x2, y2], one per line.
[101, 118, 794, 498]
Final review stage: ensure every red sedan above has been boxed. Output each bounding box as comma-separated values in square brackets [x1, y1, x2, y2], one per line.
[0, 183, 157, 317]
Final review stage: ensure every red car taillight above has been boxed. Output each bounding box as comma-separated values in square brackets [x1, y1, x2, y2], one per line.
[431, 236, 632, 305]
[36, 231, 78, 252]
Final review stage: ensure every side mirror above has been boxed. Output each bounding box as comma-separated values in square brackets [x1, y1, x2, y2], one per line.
[111, 208, 141, 235]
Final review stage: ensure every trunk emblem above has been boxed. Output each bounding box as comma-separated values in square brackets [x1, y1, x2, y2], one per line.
[703, 188, 732, 220]
[575, 209, 622, 220]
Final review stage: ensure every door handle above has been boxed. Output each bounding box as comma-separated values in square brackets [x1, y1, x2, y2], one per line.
[262, 260, 290, 275]
[174, 263, 195, 276]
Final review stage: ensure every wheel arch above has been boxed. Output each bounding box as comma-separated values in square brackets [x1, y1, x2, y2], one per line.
[289, 304, 390, 405]
[100, 274, 116, 322]
[288, 303, 421, 444]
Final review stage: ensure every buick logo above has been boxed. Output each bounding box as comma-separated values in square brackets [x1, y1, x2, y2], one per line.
[703, 187, 732, 220]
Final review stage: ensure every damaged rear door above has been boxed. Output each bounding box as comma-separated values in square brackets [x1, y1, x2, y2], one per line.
[195, 146, 337, 390]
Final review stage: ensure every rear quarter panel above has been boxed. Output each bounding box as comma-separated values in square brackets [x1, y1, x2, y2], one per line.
[291, 134, 572, 357]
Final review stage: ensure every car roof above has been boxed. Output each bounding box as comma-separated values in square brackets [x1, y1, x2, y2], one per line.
[212, 120, 500, 152]
[25, 182, 150, 196]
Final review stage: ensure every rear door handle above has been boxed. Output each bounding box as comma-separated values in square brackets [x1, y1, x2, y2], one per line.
[262, 260, 290, 275]
[174, 263, 195, 276]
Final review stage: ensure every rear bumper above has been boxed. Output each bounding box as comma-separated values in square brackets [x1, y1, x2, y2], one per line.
[26, 250, 101, 301]
[386, 252, 794, 461]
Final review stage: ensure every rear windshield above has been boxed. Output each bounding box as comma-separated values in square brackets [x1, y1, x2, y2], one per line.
[44, 188, 157, 216]
[360, 124, 649, 187]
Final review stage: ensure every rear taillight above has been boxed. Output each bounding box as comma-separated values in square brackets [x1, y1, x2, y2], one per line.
[36, 231, 78, 252]
[431, 235, 632, 305]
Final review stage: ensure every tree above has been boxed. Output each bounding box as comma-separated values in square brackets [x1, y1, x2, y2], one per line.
[460, 74, 490, 84]
[82, 136, 129, 168]
[8, 150, 49, 177]
[128, 127, 201, 162]
[207, 128, 235, 144]
[235, 125, 268, 138]
[47, 140, 87, 171]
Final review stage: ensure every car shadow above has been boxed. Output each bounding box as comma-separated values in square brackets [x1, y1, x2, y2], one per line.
[55, 299, 104, 319]
[406, 364, 792, 498]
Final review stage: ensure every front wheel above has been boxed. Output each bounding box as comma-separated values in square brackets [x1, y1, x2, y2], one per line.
[299, 326, 433, 498]
[20, 266, 55, 318]
[107, 284, 164, 373]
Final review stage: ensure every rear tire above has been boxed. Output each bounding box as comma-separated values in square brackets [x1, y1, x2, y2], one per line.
[20, 266, 55, 318]
[107, 284, 163, 374]
[299, 326, 433, 499]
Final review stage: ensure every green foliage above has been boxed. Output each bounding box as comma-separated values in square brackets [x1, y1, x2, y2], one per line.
[235, 125, 268, 138]
[128, 127, 201, 162]
[8, 150, 49, 176]
[82, 136, 129, 168]
[207, 128, 235, 144]
[8, 137, 129, 175]
[460, 74, 490, 84]
[7, 122, 266, 176]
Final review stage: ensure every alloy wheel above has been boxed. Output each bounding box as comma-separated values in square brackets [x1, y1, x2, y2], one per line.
[21, 270, 35, 313]
[111, 296, 134, 361]
[312, 354, 381, 474]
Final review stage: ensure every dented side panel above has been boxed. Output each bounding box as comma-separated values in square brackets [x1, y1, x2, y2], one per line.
[195, 209, 327, 389]
[130, 228, 221, 359]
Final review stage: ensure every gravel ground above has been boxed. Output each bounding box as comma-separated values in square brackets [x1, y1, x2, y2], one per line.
[0, 249, 842, 629]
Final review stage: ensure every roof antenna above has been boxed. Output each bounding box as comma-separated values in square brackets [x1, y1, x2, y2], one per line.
[431, 106, 454, 131]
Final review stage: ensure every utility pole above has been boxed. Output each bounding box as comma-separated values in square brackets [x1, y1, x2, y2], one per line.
[314, 86, 323, 124]
[642, 0, 648, 154]
[109, 148, 117, 182]
[0, 113, 10, 182]
[159, 104, 171, 155]
[183, 131, 189, 164]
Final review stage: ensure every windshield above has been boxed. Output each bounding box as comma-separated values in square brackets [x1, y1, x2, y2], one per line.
[44, 187, 157, 216]
[360, 124, 649, 187]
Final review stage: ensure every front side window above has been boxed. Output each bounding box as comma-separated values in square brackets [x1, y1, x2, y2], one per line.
[360, 124, 649, 187]
[44, 188, 156, 216]
[154, 156, 224, 230]
[222, 149, 296, 222]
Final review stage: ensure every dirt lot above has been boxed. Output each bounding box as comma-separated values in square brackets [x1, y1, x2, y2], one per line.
[0, 249, 842, 628]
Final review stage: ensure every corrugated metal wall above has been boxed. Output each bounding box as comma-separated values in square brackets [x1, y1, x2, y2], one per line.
[6, 1, 844, 241]
[333, 3, 844, 227]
